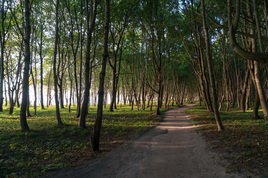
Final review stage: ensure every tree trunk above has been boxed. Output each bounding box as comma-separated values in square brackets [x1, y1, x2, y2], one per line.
[201, 0, 224, 131]
[254, 62, 268, 117]
[91, 0, 109, 151]
[109, 67, 117, 112]
[47, 70, 52, 108]
[53, 0, 63, 127]
[252, 0, 268, 117]
[68, 60, 73, 113]
[0, 0, 7, 112]
[0, 34, 4, 112]
[4, 80, 7, 106]
[180, 77, 186, 105]
[245, 79, 252, 110]
[58, 79, 65, 109]
[228, 0, 268, 66]
[79, 0, 97, 128]
[74, 53, 79, 116]
[252, 92, 260, 119]
[20, 0, 31, 132]
[40, 23, 44, 109]
[241, 69, 250, 112]
[69, 84, 72, 113]
[150, 94, 154, 111]
[31, 60, 37, 116]
[234, 57, 240, 108]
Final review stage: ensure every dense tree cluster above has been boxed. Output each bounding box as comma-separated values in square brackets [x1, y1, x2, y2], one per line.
[0, 0, 267, 150]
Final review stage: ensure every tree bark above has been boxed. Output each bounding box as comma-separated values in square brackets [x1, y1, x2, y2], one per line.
[31, 51, 37, 116]
[47, 70, 52, 107]
[0, 0, 9, 112]
[39, 23, 45, 109]
[241, 68, 250, 112]
[201, 0, 224, 131]
[253, 61, 268, 117]
[58, 78, 65, 109]
[252, 92, 260, 119]
[228, 0, 268, 66]
[53, 0, 63, 127]
[91, 0, 110, 151]
[20, 0, 31, 132]
[79, 0, 97, 128]
[180, 77, 186, 105]
[252, 0, 268, 117]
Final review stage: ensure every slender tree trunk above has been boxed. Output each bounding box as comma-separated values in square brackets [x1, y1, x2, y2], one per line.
[47, 70, 52, 108]
[117, 88, 120, 105]
[74, 56, 79, 116]
[6, 54, 14, 115]
[0, 36, 4, 112]
[201, 0, 224, 131]
[31, 60, 37, 116]
[180, 77, 186, 105]
[198, 84, 202, 106]
[91, 0, 109, 151]
[197, 30, 213, 112]
[0, 0, 7, 112]
[109, 66, 117, 112]
[40, 23, 44, 109]
[79, 0, 97, 128]
[150, 94, 154, 111]
[252, 92, 260, 119]
[4, 80, 7, 107]
[53, 0, 63, 127]
[68, 57, 73, 113]
[58, 79, 65, 109]
[20, 0, 31, 132]
[245, 79, 251, 110]
[235, 57, 240, 108]
[77, 18, 83, 118]
[254, 62, 268, 117]
[241, 69, 250, 112]
[252, 0, 268, 117]
[69, 84, 72, 113]
[156, 83, 161, 115]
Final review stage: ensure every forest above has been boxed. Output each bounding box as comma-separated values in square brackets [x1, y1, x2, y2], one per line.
[0, 0, 267, 177]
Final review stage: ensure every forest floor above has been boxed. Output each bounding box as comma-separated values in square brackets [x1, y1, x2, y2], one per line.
[42, 103, 258, 178]
[185, 104, 268, 177]
[0, 105, 165, 177]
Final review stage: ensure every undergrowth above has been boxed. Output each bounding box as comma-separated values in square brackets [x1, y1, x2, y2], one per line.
[185, 103, 268, 176]
[0, 104, 165, 177]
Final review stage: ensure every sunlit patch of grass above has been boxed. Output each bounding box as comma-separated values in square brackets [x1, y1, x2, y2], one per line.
[0, 103, 166, 177]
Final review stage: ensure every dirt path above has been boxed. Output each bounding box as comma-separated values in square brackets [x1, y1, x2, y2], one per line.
[43, 104, 246, 178]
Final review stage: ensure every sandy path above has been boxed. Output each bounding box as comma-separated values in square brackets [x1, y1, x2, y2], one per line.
[43, 104, 246, 178]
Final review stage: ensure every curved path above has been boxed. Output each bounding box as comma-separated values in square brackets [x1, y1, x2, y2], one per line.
[43, 104, 245, 178]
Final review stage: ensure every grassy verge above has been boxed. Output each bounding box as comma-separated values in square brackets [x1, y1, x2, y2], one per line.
[0, 104, 166, 177]
[185, 104, 268, 176]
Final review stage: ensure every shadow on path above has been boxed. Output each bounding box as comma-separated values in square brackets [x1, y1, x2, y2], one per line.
[43, 104, 246, 178]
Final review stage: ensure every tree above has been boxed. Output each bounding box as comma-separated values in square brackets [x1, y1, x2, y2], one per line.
[108, 0, 129, 112]
[91, 0, 110, 151]
[39, 17, 45, 109]
[228, 0, 268, 66]
[201, 0, 224, 131]
[53, 0, 63, 127]
[20, 0, 31, 132]
[228, 0, 268, 117]
[79, 0, 98, 128]
[0, 0, 13, 112]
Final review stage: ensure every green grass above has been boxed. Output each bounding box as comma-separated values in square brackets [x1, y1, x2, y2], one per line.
[0, 103, 166, 177]
[185, 103, 268, 175]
